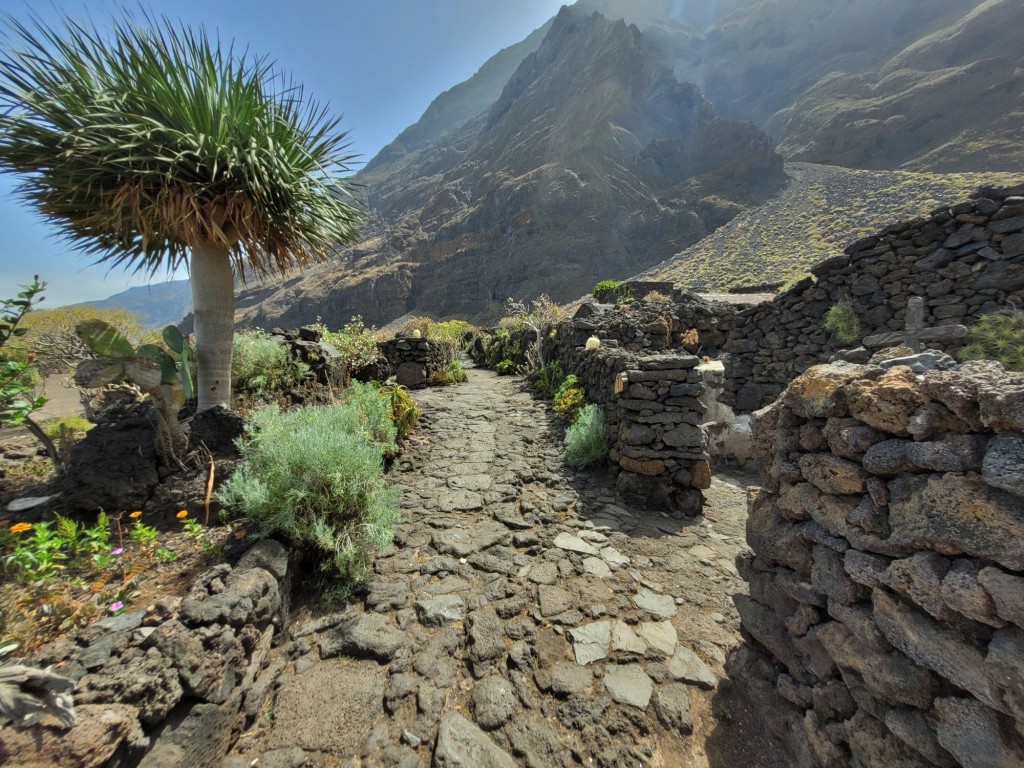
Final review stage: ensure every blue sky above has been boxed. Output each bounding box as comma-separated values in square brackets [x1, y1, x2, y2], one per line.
[0, 0, 566, 306]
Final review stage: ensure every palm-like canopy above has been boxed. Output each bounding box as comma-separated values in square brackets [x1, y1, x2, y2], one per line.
[0, 12, 361, 410]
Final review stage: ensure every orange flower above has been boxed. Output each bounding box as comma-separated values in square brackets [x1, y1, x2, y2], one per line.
[176, 510, 188, 519]
[10, 522, 32, 534]
[129, 510, 142, 519]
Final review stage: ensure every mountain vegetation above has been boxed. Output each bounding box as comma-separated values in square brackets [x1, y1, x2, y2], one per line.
[644, 162, 1024, 292]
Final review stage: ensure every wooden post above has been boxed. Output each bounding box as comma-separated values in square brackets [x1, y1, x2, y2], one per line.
[862, 297, 968, 352]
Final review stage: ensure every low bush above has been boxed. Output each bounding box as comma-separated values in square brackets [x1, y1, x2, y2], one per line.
[219, 384, 399, 582]
[553, 375, 584, 422]
[232, 330, 310, 394]
[427, 320, 475, 349]
[958, 311, 1024, 371]
[593, 280, 621, 302]
[564, 404, 607, 469]
[824, 296, 861, 344]
[427, 359, 468, 386]
[496, 359, 517, 376]
[40, 414, 93, 439]
[320, 316, 381, 374]
[379, 383, 420, 438]
[530, 361, 565, 398]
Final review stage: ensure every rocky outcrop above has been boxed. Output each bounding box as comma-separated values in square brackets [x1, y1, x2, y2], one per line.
[729, 355, 1024, 767]
[2, 540, 291, 768]
[239, 8, 785, 330]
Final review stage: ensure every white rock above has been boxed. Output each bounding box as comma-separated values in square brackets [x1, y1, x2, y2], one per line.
[610, 621, 646, 655]
[600, 546, 630, 566]
[582, 557, 613, 579]
[569, 621, 612, 665]
[636, 621, 678, 657]
[603, 663, 653, 708]
[7, 495, 57, 512]
[666, 646, 717, 690]
[553, 532, 598, 556]
[633, 588, 678, 619]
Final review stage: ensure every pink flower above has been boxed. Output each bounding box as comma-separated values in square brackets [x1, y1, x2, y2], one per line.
[111, 547, 123, 556]
[109, 601, 124, 612]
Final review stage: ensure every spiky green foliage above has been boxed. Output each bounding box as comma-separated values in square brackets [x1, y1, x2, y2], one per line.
[0, 11, 360, 278]
[496, 359, 517, 376]
[530, 361, 565, 399]
[958, 311, 1024, 372]
[231, 330, 310, 394]
[564, 404, 607, 469]
[378, 383, 420, 439]
[824, 296, 861, 344]
[219, 386, 399, 581]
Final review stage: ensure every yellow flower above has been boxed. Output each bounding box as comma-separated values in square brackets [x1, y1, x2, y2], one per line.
[129, 510, 142, 519]
[10, 522, 32, 534]
[176, 510, 188, 519]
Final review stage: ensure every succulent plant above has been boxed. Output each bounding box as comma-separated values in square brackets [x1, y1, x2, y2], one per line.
[74, 319, 194, 462]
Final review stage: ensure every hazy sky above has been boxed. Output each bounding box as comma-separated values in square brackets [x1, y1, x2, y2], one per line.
[0, 0, 566, 306]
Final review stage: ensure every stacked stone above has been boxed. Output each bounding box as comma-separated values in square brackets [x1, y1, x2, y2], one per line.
[609, 354, 712, 516]
[722, 183, 1024, 413]
[532, 302, 722, 515]
[379, 335, 456, 388]
[274, 325, 348, 387]
[3, 540, 292, 767]
[730, 356, 1024, 768]
[550, 294, 735, 355]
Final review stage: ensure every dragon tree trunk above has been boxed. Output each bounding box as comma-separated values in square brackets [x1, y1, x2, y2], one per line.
[190, 241, 235, 412]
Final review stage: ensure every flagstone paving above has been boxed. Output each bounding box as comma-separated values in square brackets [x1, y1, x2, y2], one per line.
[225, 365, 787, 768]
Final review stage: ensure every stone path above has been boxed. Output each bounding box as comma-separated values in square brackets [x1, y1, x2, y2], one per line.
[226, 366, 786, 768]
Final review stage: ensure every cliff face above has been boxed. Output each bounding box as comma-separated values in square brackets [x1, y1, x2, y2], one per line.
[236, 0, 1024, 331]
[242, 9, 784, 329]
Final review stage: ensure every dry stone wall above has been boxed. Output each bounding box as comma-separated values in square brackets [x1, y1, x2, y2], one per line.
[540, 301, 726, 515]
[722, 183, 1024, 413]
[728, 354, 1024, 768]
[379, 336, 456, 388]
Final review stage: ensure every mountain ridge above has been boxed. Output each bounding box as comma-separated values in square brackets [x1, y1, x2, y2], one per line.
[240, 7, 785, 329]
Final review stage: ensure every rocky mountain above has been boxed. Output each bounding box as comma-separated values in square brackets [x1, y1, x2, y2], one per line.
[241, 8, 785, 329]
[642, 162, 1024, 292]
[233, 0, 1024, 330]
[69, 279, 192, 329]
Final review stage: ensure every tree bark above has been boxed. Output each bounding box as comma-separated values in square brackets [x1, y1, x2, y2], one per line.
[190, 241, 235, 411]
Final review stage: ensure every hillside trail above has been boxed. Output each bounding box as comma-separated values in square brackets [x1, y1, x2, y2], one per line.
[226, 364, 788, 768]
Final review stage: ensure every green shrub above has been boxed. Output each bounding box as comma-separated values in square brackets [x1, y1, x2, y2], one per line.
[530, 361, 565, 399]
[448, 360, 468, 383]
[40, 415, 93, 439]
[824, 296, 861, 344]
[427, 320, 475, 349]
[379, 383, 420, 438]
[232, 330, 310, 394]
[593, 280, 621, 302]
[219, 387, 399, 582]
[553, 375, 585, 422]
[427, 359, 469, 386]
[320, 316, 380, 373]
[496, 359, 517, 376]
[958, 311, 1024, 371]
[336, 381, 400, 448]
[564, 404, 607, 469]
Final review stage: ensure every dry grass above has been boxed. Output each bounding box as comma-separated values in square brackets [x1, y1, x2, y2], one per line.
[643, 162, 1023, 292]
